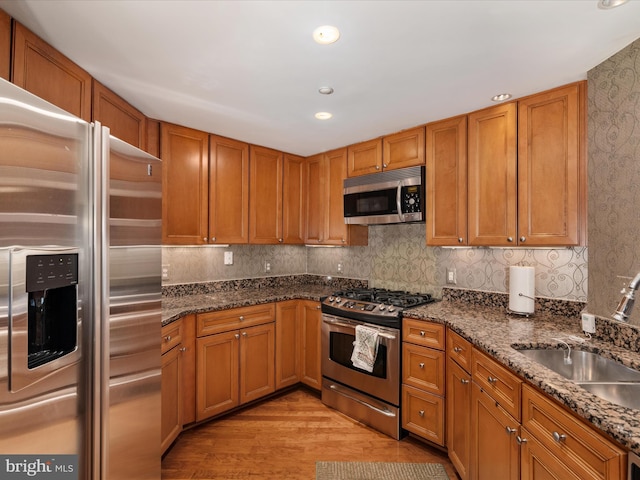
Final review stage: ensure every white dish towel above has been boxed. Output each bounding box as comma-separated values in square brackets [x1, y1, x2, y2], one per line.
[351, 324, 379, 372]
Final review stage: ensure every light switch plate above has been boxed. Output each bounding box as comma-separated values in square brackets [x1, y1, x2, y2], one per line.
[224, 251, 233, 265]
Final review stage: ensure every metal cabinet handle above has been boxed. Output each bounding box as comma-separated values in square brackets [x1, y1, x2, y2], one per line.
[460, 378, 470, 384]
[520, 236, 526, 242]
[375, 165, 380, 170]
[341, 238, 346, 243]
[203, 237, 208, 242]
[316, 305, 321, 310]
[383, 163, 388, 168]
[507, 237, 514, 242]
[242, 332, 248, 337]
[278, 238, 283, 243]
[239, 315, 245, 321]
[487, 376, 498, 384]
[552, 431, 567, 443]
[419, 331, 426, 337]
[458, 237, 463, 243]
[234, 333, 240, 339]
[419, 363, 425, 369]
[516, 436, 528, 445]
[179, 347, 187, 352]
[418, 410, 425, 417]
[453, 346, 462, 353]
[212, 237, 216, 242]
[505, 426, 516, 435]
[164, 335, 171, 342]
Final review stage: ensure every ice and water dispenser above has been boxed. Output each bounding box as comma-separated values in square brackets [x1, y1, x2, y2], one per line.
[26, 253, 78, 369]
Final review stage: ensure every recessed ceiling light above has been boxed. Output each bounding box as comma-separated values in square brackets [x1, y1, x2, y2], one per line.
[315, 112, 333, 120]
[318, 86, 334, 95]
[313, 25, 340, 45]
[491, 93, 512, 102]
[598, 0, 629, 9]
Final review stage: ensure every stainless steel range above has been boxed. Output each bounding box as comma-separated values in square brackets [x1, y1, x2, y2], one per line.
[320, 288, 435, 439]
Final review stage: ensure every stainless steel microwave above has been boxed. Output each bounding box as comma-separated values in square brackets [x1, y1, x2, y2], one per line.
[343, 166, 425, 225]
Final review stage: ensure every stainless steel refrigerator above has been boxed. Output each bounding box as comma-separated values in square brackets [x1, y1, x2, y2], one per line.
[0, 77, 162, 479]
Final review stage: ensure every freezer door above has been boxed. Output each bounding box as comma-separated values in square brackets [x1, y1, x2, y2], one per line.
[0, 78, 92, 476]
[104, 134, 162, 480]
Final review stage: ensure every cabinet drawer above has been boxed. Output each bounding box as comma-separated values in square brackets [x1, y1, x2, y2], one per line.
[472, 348, 522, 421]
[402, 385, 445, 446]
[447, 329, 472, 373]
[402, 318, 445, 350]
[522, 385, 626, 480]
[197, 303, 275, 337]
[161, 319, 183, 355]
[402, 343, 445, 395]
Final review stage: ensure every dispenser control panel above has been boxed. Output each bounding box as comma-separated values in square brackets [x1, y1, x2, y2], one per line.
[26, 254, 78, 291]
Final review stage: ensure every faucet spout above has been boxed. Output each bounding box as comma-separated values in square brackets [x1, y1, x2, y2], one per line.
[613, 272, 640, 322]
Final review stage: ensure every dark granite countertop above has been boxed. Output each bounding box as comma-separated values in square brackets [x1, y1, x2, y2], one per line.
[162, 284, 335, 325]
[404, 300, 640, 456]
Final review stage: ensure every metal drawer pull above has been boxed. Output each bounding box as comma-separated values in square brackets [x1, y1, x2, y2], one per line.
[419, 363, 425, 369]
[419, 331, 426, 336]
[460, 379, 470, 384]
[418, 410, 425, 417]
[553, 432, 567, 443]
[239, 315, 245, 321]
[453, 346, 462, 353]
[487, 376, 498, 384]
[516, 436, 528, 445]
[164, 335, 171, 342]
[179, 347, 187, 352]
[234, 333, 240, 339]
[505, 426, 516, 435]
[242, 332, 247, 337]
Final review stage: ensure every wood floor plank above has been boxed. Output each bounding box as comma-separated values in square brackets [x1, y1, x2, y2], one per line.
[162, 388, 458, 479]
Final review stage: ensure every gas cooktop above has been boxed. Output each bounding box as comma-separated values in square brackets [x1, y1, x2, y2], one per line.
[320, 288, 436, 328]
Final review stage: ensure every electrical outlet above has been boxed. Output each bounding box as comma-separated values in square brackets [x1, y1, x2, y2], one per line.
[446, 268, 457, 285]
[337, 263, 343, 273]
[264, 262, 271, 273]
[581, 313, 596, 334]
[161, 264, 170, 281]
[224, 251, 233, 265]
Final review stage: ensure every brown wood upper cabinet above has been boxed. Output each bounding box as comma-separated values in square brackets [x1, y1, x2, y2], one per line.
[250, 145, 283, 243]
[160, 122, 209, 245]
[12, 22, 92, 121]
[347, 127, 425, 177]
[210, 135, 250, 244]
[0, 10, 10, 80]
[282, 153, 306, 244]
[426, 115, 467, 246]
[305, 148, 368, 246]
[429, 82, 586, 247]
[92, 80, 146, 150]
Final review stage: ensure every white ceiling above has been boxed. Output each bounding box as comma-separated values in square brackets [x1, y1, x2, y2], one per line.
[2, 0, 640, 156]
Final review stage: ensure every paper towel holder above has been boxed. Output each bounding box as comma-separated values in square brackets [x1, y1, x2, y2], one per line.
[517, 293, 535, 301]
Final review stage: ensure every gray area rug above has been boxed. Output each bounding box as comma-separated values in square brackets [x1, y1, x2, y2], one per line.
[316, 461, 450, 480]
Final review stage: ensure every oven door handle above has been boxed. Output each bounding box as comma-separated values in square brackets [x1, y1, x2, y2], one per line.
[328, 383, 397, 418]
[322, 317, 397, 340]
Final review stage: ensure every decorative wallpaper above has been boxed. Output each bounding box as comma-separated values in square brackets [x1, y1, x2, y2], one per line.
[587, 37, 640, 326]
[164, 224, 588, 303]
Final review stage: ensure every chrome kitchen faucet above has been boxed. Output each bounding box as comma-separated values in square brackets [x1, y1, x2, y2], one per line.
[613, 272, 640, 322]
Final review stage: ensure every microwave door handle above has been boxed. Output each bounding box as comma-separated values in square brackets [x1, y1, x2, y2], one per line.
[396, 185, 403, 219]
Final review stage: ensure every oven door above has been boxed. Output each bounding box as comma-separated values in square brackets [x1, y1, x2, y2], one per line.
[321, 313, 400, 406]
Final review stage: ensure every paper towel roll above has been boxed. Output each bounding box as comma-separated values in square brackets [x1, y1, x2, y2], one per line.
[509, 266, 535, 314]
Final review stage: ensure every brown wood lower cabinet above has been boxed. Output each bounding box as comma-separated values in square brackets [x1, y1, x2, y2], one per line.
[470, 382, 521, 480]
[300, 300, 322, 389]
[161, 319, 184, 454]
[446, 355, 471, 480]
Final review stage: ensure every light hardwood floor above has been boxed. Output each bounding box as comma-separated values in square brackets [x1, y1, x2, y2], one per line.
[162, 387, 458, 479]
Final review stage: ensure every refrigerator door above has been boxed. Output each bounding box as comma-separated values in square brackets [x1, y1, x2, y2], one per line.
[0, 78, 92, 474]
[102, 133, 162, 479]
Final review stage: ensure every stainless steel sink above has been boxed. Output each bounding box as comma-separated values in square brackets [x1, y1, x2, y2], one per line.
[515, 348, 640, 410]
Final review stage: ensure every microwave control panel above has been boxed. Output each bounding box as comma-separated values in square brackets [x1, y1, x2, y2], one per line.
[401, 185, 421, 213]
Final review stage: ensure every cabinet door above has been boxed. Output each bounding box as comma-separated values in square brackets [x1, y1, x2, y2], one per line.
[446, 357, 471, 480]
[209, 135, 249, 244]
[304, 153, 325, 244]
[146, 118, 160, 157]
[326, 148, 368, 246]
[426, 116, 467, 246]
[12, 22, 92, 121]
[517, 82, 585, 246]
[300, 300, 322, 389]
[181, 315, 197, 426]
[347, 138, 382, 177]
[520, 429, 583, 480]
[249, 146, 283, 244]
[282, 153, 305, 244]
[196, 330, 239, 421]
[240, 323, 275, 404]
[467, 102, 517, 246]
[160, 122, 209, 245]
[161, 346, 183, 454]
[383, 126, 425, 171]
[275, 300, 301, 390]
[470, 382, 520, 480]
[92, 80, 146, 150]
[0, 10, 9, 80]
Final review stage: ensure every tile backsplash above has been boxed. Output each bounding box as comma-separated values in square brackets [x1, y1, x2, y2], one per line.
[163, 223, 587, 302]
